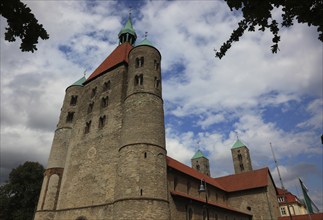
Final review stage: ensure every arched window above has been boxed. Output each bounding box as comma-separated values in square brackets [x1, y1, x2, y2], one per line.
[98, 115, 106, 129]
[101, 96, 109, 108]
[84, 121, 91, 134]
[91, 87, 97, 98]
[134, 74, 143, 86]
[103, 81, 111, 92]
[135, 57, 144, 68]
[87, 102, 94, 114]
[196, 164, 200, 171]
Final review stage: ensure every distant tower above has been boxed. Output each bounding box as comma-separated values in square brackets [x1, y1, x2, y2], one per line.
[231, 139, 253, 174]
[191, 150, 210, 176]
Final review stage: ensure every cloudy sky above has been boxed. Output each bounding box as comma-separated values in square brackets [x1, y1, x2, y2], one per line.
[1, 0, 322, 210]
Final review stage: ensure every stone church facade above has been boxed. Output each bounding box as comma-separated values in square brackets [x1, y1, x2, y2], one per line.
[34, 15, 280, 220]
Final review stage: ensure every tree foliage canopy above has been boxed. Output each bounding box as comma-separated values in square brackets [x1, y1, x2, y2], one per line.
[0, 0, 49, 52]
[0, 161, 44, 220]
[215, 0, 323, 59]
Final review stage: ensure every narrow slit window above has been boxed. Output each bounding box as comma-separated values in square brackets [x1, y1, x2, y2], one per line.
[154, 60, 160, 70]
[238, 153, 243, 162]
[240, 163, 244, 171]
[84, 121, 91, 134]
[87, 102, 94, 114]
[70, 95, 78, 106]
[140, 57, 144, 67]
[98, 115, 106, 129]
[154, 77, 160, 89]
[91, 87, 97, 98]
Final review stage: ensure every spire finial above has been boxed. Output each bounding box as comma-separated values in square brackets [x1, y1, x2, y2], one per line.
[129, 7, 132, 17]
[144, 31, 148, 39]
[235, 131, 239, 140]
[83, 69, 87, 77]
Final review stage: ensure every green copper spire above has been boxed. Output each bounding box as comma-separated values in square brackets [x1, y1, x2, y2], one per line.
[137, 31, 154, 47]
[118, 13, 137, 45]
[191, 150, 205, 159]
[232, 139, 246, 149]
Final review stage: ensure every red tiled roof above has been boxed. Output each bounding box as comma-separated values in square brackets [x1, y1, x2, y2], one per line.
[215, 168, 269, 192]
[85, 42, 133, 83]
[170, 190, 252, 216]
[277, 188, 303, 205]
[278, 213, 323, 220]
[166, 156, 225, 191]
[166, 156, 276, 193]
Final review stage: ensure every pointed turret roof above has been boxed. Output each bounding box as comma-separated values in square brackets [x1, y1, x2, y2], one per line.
[232, 139, 247, 149]
[71, 76, 86, 86]
[66, 76, 86, 90]
[191, 150, 206, 159]
[118, 14, 137, 37]
[137, 38, 154, 47]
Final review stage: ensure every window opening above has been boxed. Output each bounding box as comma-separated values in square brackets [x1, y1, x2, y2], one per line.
[91, 87, 97, 98]
[186, 207, 193, 220]
[101, 96, 109, 108]
[98, 115, 106, 129]
[103, 81, 111, 92]
[174, 177, 178, 191]
[134, 74, 143, 86]
[144, 152, 147, 158]
[84, 121, 91, 134]
[87, 102, 94, 114]
[240, 163, 244, 171]
[154, 77, 160, 89]
[196, 164, 200, 171]
[154, 60, 160, 70]
[135, 57, 144, 68]
[187, 181, 191, 194]
[140, 189, 143, 196]
[66, 112, 74, 123]
[70, 95, 78, 106]
[280, 207, 286, 215]
[238, 153, 243, 162]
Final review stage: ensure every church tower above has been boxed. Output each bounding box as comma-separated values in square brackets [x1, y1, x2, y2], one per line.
[113, 23, 170, 220]
[191, 150, 210, 176]
[35, 14, 169, 220]
[231, 139, 253, 174]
